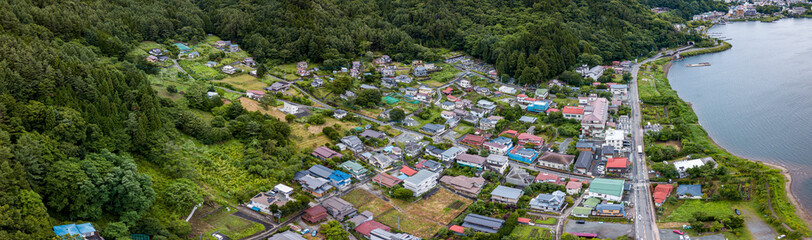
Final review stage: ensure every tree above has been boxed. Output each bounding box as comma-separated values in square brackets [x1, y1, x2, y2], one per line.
[392, 188, 414, 200]
[162, 179, 203, 213]
[356, 89, 382, 108]
[285, 114, 296, 123]
[166, 85, 178, 93]
[558, 71, 584, 86]
[389, 109, 405, 122]
[103, 222, 129, 240]
[320, 220, 348, 240]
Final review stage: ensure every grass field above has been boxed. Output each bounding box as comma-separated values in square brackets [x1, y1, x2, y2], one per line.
[664, 200, 735, 222]
[202, 207, 265, 240]
[510, 225, 553, 240]
[378, 210, 444, 239]
[180, 60, 226, 80]
[429, 63, 462, 82]
[341, 189, 393, 215]
[402, 188, 472, 224]
[138, 41, 164, 51]
[552, 98, 578, 107]
[216, 75, 268, 92]
[535, 217, 557, 225]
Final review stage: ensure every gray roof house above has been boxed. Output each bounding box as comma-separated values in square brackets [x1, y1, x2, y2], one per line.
[269, 230, 307, 240]
[299, 175, 333, 197]
[403, 170, 440, 196]
[417, 159, 443, 172]
[322, 197, 357, 220]
[529, 190, 567, 212]
[369, 153, 395, 169]
[308, 165, 335, 179]
[505, 168, 534, 187]
[359, 129, 387, 139]
[462, 214, 505, 233]
[490, 185, 523, 205]
[425, 145, 445, 158]
[370, 228, 421, 240]
[677, 185, 702, 199]
[347, 211, 374, 228]
[404, 141, 426, 157]
[341, 136, 364, 153]
[573, 151, 594, 174]
[420, 124, 445, 135]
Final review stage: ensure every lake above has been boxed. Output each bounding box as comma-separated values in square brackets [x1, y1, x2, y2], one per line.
[667, 18, 812, 214]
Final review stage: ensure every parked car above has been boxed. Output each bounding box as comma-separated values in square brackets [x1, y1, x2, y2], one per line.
[673, 230, 684, 235]
[576, 220, 585, 224]
[311, 230, 318, 237]
[735, 209, 741, 215]
[301, 229, 310, 235]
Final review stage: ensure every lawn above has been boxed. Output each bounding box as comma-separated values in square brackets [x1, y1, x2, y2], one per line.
[510, 225, 553, 240]
[664, 200, 735, 222]
[215, 74, 269, 92]
[377, 210, 444, 239]
[202, 207, 265, 240]
[428, 63, 461, 83]
[179, 60, 226, 80]
[342, 189, 380, 207]
[535, 217, 557, 225]
[138, 41, 164, 51]
[552, 98, 579, 107]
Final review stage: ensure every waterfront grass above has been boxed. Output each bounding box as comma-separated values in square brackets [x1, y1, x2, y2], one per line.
[664, 200, 735, 222]
[681, 42, 732, 57]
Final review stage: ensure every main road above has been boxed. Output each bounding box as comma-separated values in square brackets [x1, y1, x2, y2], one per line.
[629, 54, 661, 240]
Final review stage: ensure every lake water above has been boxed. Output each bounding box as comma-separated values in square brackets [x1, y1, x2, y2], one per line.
[667, 18, 812, 214]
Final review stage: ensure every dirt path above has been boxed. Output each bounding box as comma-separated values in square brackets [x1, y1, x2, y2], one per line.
[740, 208, 778, 239]
[761, 162, 812, 230]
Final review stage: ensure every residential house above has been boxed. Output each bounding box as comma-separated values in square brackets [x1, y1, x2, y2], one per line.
[583, 198, 601, 208]
[455, 153, 487, 169]
[529, 191, 567, 212]
[222, 65, 237, 74]
[303, 206, 329, 223]
[440, 111, 456, 120]
[456, 99, 473, 109]
[486, 154, 509, 174]
[360, 84, 378, 90]
[535, 88, 549, 99]
[476, 87, 491, 96]
[267, 81, 292, 92]
[418, 85, 433, 95]
[505, 168, 534, 187]
[604, 129, 625, 150]
[414, 93, 429, 102]
[312, 146, 343, 160]
[355, 221, 390, 238]
[229, 44, 240, 52]
[242, 57, 256, 67]
[535, 173, 564, 185]
[470, 108, 487, 118]
[573, 151, 594, 174]
[395, 75, 412, 84]
[404, 141, 426, 157]
[562, 106, 585, 120]
[606, 157, 629, 175]
[581, 97, 610, 138]
[676, 185, 702, 199]
[610, 84, 628, 95]
[246, 90, 265, 100]
[476, 100, 497, 112]
[479, 116, 502, 130]
[359, 129, 387, 140]
[460, 134, 487, 148]
[341, 136, 365, 153]
[672, 157, 716, 178]
[270, 231, 307, 240]
[440, 101, 455, 110]
[173, 43, 191, 53]
[594, 204, 625, 217]
[517, 133, 543, 146]
[207, 92, 219, 98]
[518, 116, 537, 124]
[425, 145, 444, 158]
[498, 86, 516, 95]
[424, 63, 437, 71]
[187, 51, 200, 58]
[308, 165, 335, 179]
[445, 116, 460, 130]
[53, 223, 100, 240]
[537, 152, 575, 170]
[403, 170, 440, 196]
[484, 137, 513, 155]
[420, 124, 445, 135]
[213, 41, 227, 49]
[400, 165, 417, 177]
[347, 211, 374, 230]
[575, 141, 595, 153]
[146, 55, 158, 63]
[490, 185, 523, 205]
[599, 145, 615, 159]
[413, 66, 427, 76]
[572, 207, 592, 218]
[652, 184, 674, 207]
[404, 87, 418, 96]
[403, 117, 419, 127]
[204, 61, 218, 67]
[298, 175, 333, 197]
[440, 175, 486, 197]
[374, 55, 391, 65]
[329, 170, 352, 190]
[459, 79, 472, 88]
[340, 161, 368, 179]
[587, 178, 625, 202]
[566, 181, 584, 195]
[369, 153, 395, 169]
[381, 78, 396, 88]
[372, 173, 402, 188]
[576, 65, 605, 81]
[415, 159, 443, 172]
[370, 228, 421, 240]
[334, 109, 348, 119]
[381, 68, 396, 77]
[507, 146, 538, 164]
[441, 147, 465, 162]
[322, 197, 357, 220]
[462, 214, 505, 234]
[527, 101, 550, 113]
[148, 48, 163, 55]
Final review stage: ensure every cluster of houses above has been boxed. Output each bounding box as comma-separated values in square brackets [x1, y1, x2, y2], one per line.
[145, 47, 171, 63]
[213, 40, 241, 53]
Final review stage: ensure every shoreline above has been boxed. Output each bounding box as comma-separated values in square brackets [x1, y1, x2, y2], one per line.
[664, 43, 812, 232]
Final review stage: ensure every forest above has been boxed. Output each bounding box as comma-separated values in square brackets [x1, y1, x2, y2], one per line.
[0, 0, 718, 239]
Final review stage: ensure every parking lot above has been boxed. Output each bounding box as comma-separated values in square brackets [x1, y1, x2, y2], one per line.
[564, 221, 632, 239]
[659, 230, 725, 240]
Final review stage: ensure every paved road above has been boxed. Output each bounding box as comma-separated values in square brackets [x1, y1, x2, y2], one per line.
[629, 53, 661, 240]
[506, 161, 592, 182]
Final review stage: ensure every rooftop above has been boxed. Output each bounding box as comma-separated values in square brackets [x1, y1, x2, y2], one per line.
[491, 185, 523, 200]
[589, 178, 625, 197]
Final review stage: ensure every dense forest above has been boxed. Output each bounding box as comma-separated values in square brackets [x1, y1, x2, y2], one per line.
[0, 0, 716, 239]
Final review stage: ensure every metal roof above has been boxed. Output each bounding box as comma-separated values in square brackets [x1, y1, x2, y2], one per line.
[490, 185, 523, 200]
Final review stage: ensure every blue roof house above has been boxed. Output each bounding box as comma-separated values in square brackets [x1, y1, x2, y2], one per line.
[507, 146, 538, 164]
[329, 170, 352, 190]
[173, 43, 191, 53]
[527, 101, 550, 113]
[53, 223, 98, 239]
[677, 185, 703, 199]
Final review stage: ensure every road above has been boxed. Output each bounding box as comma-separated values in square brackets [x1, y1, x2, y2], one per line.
[506, 161, 592, 182]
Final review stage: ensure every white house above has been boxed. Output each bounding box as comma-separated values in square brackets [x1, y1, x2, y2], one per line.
[498, 86, 516, 95]
[403, 170, 440, 196]
[604, 129, 625, 150]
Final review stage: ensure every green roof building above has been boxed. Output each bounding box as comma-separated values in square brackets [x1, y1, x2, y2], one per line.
[572, 207, 592, 218]
[587, 178, 625, 202]
[535, 88, 549, 99]
[582, 198, 601, 208]
[339, 161, 368, 179]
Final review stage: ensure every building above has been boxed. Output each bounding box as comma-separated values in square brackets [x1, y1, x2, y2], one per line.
[652, 184, 674, 207]
[441, 147, 464, 162]
[606, 157, 629, 175]
[403, 170, 440, 196]
[529, 191, 567, 212]
[269, 230, 307, 240]
[455, 153, 487, 169]
[587, 178, 625, 202]
[581, 97, 610, 138]
[505, 168, 534, 187]
[404, 141, 427, 157]
[440, 175, 486, 197]
[594, 204, 625, 217]
[462, 214, 505, 234]
[456, 99, 473, 109]
[562, 106, 585, 120]
[322, 197, 357, 220]
[566, 181, 584, 195]
[347, 211, 374, 230]
[576, 65, 605, 80]
[373, 173, 402, 188]
[672, 157, 716, 178]
[303, 206, 328, 223]
[518, 116, 537, 124]
[222, 65, 237, 74]
[537, 152, 575, 170]
[460, 134, 487, 148]
[341, 136, 365, 153]
[395, 75, 412, 83]
[610, 84, 628, 95]
[507, 146, 538, 164]
[312, 146, 343, 160]
[486, 154, 509, 174]
[370, 229, 421, 240]
[359, 129, 387, 140]
[677, 185, 702, 199]
[248, 191, 278, 213]
[298, 175, 333, 197]
[413, 66, 427, 76]
[573, 151, 594, 174]
[329, 170, 352, 190]
[527, 101, 550, 113]
[355, 221, 391, 238]
[415, 159, 443, 172]
[583, 198, 601, 208]
[340, 161, 368, 179]
[535, 173, 564, 185]
[334, 109, 348, 119]
[400, 165, 417, 177]
[246, 90, 265, 100]
[517, 133, 543, 146]
[53, 223, 100, 240]
[420, 124, 445, 135]
[604, 129, 625, 150]
[369, 153, 395, 169]
[535, 88, 549, 99]
[490, 185, 523, 205]
[572, 207, 592, 218]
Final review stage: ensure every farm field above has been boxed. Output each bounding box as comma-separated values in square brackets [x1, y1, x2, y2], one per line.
[201, 207, 265, 240]
[180, 60, 226, 80]
[664, 200, 735, 222]
[341, 189, 393, 216]
[216, 74, 269, 92]
[510, 225, 553, 240]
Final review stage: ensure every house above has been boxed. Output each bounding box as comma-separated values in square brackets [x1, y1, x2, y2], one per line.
[403, 170, 440, 196]
[462, 214, 505, 234]
[535, 88, 549, 99]
[440, 111, 456, 120]
[562, 106, 585, 120]
[587, 178, 625, 202]
[425, 145, 444, 158]
[594, 204, 625, 217]
[583, 198, 601, 208]
[507, 146, 538, 164]
[53, 223, 100, 240]
[573, 151, 594, 174]
[329, 170, 352, 190]
[418, 85, 433, 95]
[537, 152, 575, 170]
[483, 141, 511, 156]
[157, 55, 169, 62]
[395, 75, 412, 84]
[576, 65, 605, 81]
[440, 175, 486, 197]
[347, 211, 374, 230]
[535, 173, 564, 185]
[187, 51, 200, 58]
[148, 48, 163, 55]
[498, 86, 516, 94]
[610, 84, 628, 95]
[460, 134, 487, 148]
[476, 87, 491, 96]
[359, 129, 387, 140]
[527, 101, 550, 113]
[490, 185, 523, 205]
[581, 97, 610, 137]
[355, 221, 390, 238]
[469, 108, 487, 118]
[604, 129, 625, 150]
[341, 136, 365, 153]
[380, 68, 395, 77]
[441, 147, 465, 162]
[312, 146, 343, 160]
[403, 141, 426, 157]
[308, 165, 335, 179]
[413, 66, 427, 76]
[246, 90, 265, 100]
[270, 230, 307, 240]
[279, 102, 307, 117]
[360, 84, 378, 91]
[240, 57, 256, 67]
[173, 43, 191, 53]
[369, 228, 421, 240]
[456, 99, 473, 109]
[599, 145, 615, 158]
[229, 44, 240, 52]
[459, 79, 472, 88]
[372, 173, 402, 188]
[505, 168, 534, 187]
[340, 161, 368, 179]
[479, 116, 502, 130]
[404, 87, 418, 96]
[322, 197, 357, 220]
[652, 184, 674, 207]
[146, 55, 158, 63]
[400, 165, 417, 177]
[575, 141, 595, 153]
[213, 41, 227, 49]
[204, 61, 218, 67]
[572, 207, 592, 218]
[677, 185, 702, 199]
[333, 109, 348, 119]
[207, 92, 219, 98]
[486, 154, 509, 173]
[420, 124, 445, 135]
[298, 175, 333, 197]
[566, 181, 584, 195]
[403, 117, 419, 127]
[415, 93, 429, 102]
[374, 55, 392, 65]
[381, 78, 396, 88]
[440, 101, 455, 110]
[518, 116, 537, 124]
[267, 81, 292, 92]
[455, 153, 487, 169]
[606, 157, 629, 175]
[416, 159, 443, 172]
[222, 65, 237, 74]
[369, 153, 395, 169]
[476, 100, 496, 111]
[449, 225, 466, 235]
[517, 133, 543, 146]
[529, 191, 567, 212]
[672, 157, 716, 178]
[303, 205, 329, 223]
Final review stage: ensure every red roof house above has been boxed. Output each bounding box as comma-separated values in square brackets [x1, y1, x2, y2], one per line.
[517, 133, 543, 146]
[460, 134, 487, 148]
[449, 225, 466, 234]
[312, 146, 343, 160]
[546, 108, 560, 113]
[535, 173, 564, 185]
[562, 106, 585, 115]
[372, 173, 402, 188]
[400, 165, 417, 176]
[500, 130, 518, 137]
[355, 221, 391, 237]
[653, 184, 674, 206]
[517, 217, 531, 224]
[606, 157, 629, 174]
[303, 205, 328, 223]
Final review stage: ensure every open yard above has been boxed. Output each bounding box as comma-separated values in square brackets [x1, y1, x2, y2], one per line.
[201, 207, 265, 240]
[510, 225, 553, 240]
[216, 74, 269, 92]
[377, 210, 444, 239]
[341, 189, 393, 216]
[664, 200, 735, 222]
[180, 60, 226, 80]
[400, 188, 472, 224]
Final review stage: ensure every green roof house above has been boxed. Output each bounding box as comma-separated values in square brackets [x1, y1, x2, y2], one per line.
[583, 197, 601, 208]
[586, 178, 625, 202]
[535, 88, 549, 99]
[173, 43, 191, 53]
[340, 161, 368, 179]
[572, 207, 592, 218]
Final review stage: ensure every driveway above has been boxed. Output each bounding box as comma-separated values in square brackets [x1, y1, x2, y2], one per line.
[563, 221, 632, 239]
[741, 208, 777, 239]
[658, 230, 725, 240]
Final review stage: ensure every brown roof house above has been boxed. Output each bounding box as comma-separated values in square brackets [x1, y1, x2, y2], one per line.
[303, 205, 328, 223]
[440, 175, 486, 197]
[372, 173, 402, 188]
[322, 197, 357, 220]
[537, 152, 575, 171]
